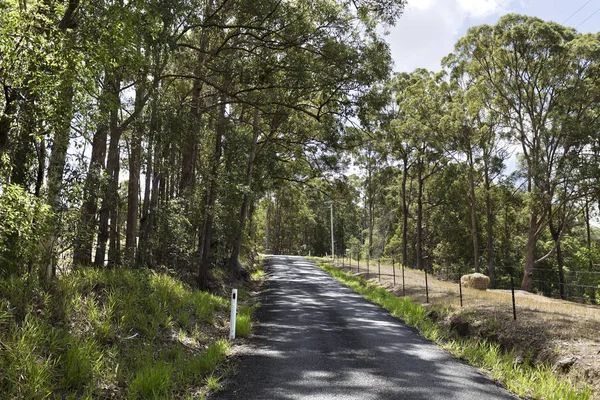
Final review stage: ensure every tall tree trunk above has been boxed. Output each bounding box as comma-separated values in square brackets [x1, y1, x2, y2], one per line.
[556, 240, 566, 298]
[367, 153, 374, 261]
[401, 155, 409, 268]
[548, 209, 566, 299]
[484, 162, 495, 287]
[34, 138, 45, 198]
[228, 109, 259, 275]
[467, 148, 479, 272]
[137, 95, 158, 268]
[42, 65, 75, 279]
[416, 159, 423, 271]
[95, 74, 121, 267]
[266, 198, 272, 252]
[179, 28, 209, 193]
[73, 74, 111, 265]
[521, 211, 538, 291]
[0, 85, 18, 159]
[197, 102, 225, 289]
[585, 197, 593, 270]
[125, 80, 146, 266]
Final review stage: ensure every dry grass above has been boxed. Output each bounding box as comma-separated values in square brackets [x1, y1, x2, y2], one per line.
[333, 258, 600, 397]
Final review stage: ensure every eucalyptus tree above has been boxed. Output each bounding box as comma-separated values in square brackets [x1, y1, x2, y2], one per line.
[452, 15, 599, 291]
[440, 55, 508, 284]
[162, 0, 406, 288]
[392, 69, 448, 270]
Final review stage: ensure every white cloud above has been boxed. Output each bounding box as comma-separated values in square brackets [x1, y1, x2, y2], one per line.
[385, 0, 513, 72]
[457, 0, 511, 18]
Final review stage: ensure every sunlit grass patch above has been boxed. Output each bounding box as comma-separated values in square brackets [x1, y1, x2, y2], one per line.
[251, 269, 265, 280]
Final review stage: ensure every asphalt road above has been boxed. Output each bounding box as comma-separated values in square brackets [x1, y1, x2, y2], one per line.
[213, 256, 516, 400]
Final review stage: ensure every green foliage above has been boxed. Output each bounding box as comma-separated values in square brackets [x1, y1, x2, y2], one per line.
[0, 184, 51, 276]
[0, 269, 232, 398]
[318, 261, 591, 399]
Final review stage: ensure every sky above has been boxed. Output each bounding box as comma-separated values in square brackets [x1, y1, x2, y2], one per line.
[386, 0, 600, 72]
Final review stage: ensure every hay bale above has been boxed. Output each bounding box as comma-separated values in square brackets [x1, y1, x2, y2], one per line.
[461, 273, 490, 291]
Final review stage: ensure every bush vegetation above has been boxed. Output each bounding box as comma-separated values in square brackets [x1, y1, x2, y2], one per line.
[0, 268, 233, 398]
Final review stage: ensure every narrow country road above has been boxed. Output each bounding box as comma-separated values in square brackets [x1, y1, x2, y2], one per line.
[213, 256, 516, 400]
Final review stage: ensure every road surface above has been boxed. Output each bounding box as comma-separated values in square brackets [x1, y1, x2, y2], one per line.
[213, 256, 516, 400]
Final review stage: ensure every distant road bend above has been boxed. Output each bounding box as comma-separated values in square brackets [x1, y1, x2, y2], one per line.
[213, 256, 516, 400]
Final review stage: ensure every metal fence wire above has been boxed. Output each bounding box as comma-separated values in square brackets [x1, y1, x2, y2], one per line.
[331, 255, 600, 320]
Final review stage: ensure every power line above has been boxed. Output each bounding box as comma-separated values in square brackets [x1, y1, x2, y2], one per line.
[563, 0, 594, 24]
[576, 6, 600, 28]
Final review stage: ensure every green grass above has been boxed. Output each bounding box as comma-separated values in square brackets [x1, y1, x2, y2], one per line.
[235, 305, 253, 338]
[251, 269, 265, 280]
[128, 361, 172, 399]
[0, 269, 232, 398]
[318, 261, 593, 400]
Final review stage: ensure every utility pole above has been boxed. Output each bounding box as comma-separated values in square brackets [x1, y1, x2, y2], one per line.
[326, 201, 334, 260]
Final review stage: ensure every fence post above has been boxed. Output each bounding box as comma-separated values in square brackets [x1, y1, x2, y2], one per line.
[378, 258, 381, 281]
[458, 265, 463, 307]
[511, 273, 517, 320]
[425, 268, 429, 303]
[392, 258, 396, 287]
[367, 257, 369, 277]
[358, 257, 360, 274]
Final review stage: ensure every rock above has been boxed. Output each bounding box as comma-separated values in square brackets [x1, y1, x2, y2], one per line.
[426, 309, 440, 322]
[460, 273, 490, 291]
[556, 356, 577, 372]
[450, 320, 470, 336]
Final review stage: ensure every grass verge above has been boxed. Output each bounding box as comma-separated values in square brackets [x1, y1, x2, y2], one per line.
[318, 261, 593, 400]
[0, 269, 233, 399]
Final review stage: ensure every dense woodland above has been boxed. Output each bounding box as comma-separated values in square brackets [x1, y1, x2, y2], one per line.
[262, 15, 600, 302]
[1, 0, 600, 302]
[0, 0, 405, 290]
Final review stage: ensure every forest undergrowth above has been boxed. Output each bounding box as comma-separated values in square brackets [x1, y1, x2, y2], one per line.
[0, 261, 264, 399]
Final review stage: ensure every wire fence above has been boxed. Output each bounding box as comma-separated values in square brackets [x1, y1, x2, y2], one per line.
[330, 254, 600, 320]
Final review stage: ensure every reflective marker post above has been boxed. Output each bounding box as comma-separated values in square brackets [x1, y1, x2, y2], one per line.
[230, 289, 238, 340]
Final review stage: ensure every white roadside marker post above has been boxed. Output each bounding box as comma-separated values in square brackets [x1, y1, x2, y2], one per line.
[230, 289, 238, 340]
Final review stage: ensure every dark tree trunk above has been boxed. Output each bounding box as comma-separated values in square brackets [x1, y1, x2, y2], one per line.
[467, 147, 479, 273]
[137, 96, 158, 268]
[197, 103, 225, 289]
[179, 30, 209, 193]
[522, 211, 538, 292]
[0, 85, 18, 157]
[484, 159, 495, 287]
[401, 155, 409, 268]
[125, 80, 146, 266]
[95, 75, 122, 268]
[549, 215, 565, 299]
[228, 109, 259, 275]
[416, 159, 423, 271]
[73, 74, 111, 265]
[585, 197, 593, 270]
[34, 138, 45, 198]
